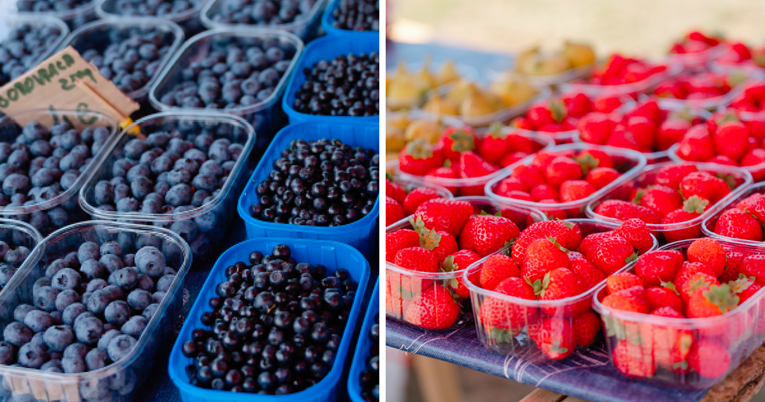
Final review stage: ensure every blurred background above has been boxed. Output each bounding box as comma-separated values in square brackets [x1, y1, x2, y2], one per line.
[385, 1, 765, 401]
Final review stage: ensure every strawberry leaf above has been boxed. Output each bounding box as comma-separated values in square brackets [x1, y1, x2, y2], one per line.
[682, 195, 710, 214]
[561, 221, 575, 230]
[728, 70, 749, 87]
[672, 360, 689, 370]
[716, 172, 737, 191]
[702, 283, 740, 314]
[549, 99, 568, 124]
[603, 316, 628, 341]
[488, 327, 517, 345]
[632, 189, 647, 205]
[418, 227, 443, 251]
[406, 139, 435, 159]
[547, 236, 569, 253]
[487, 122, 507, 139]
[729, 276, 753, 295]
[550, 339, 568, 353]
[573, 153, 599, 176]
[661, 280, 679, 295]
[624, 252, 638, 264]
[448, 129, 476, 153]
[441, 256, 459, 273]
[668, 108, 695, 122]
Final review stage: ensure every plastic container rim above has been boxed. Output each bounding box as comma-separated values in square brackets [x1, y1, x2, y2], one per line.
[200, 0, 328, 32]
[95, 0, 206, 23]
[559, 62, 683, 96]
[1, 14, 70, 66]
[700, 181, 765, 245]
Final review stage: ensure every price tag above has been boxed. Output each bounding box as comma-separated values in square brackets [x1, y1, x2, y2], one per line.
[0, 46, 139, 129]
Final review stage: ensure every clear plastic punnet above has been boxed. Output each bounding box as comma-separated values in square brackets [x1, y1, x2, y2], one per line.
[0, 218, 43, 297]
[56, 18, 185, 104]
[465, 219, 658, 363]
[200, 0, 328, 42]
[666, 43, 730, 70]
[593, 238, 765, 389]
[149, 29, 304, 147]
[95, 0, 207, 35]
[13, 0, 97, 29]
[701, 181, 765, 244]
[0, 15, 70, 75]
[485, 144, 647, 220]
[79, 112, 255, 260]
[560, 63, 683, 98]
[586, 162, 753, 244]
[386, 196, 546, 331]
[654, 63, 765, 111]
[0, 220, 191, 402]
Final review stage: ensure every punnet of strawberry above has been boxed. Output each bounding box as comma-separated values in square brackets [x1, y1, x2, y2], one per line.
[705, 182, 765, 243]
[385, 196, 546, 331]
[464, 218, 656, 361]
[669, 108, 765, 181]
[593, 238, 765, 387]
[385, 176, 452, 227]
[651, 68, 755, 109]
[508, 92, 630, 144]
[396, 124, 551, 197]
[487, 144, 646, 219]
[726, 82, 765, 113]
[562, 53, 675, 96]
[714, 41, 765, 67]
[577, 97, 709, 159]
[668, 31, 725, 59]
[587, 162, 751, 243]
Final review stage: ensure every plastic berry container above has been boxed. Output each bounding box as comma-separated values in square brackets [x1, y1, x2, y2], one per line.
[149, 29, 304, 143]
[169, 237, 370, 402]
[464, 218, 658, 363]
[57, 18, 185, 105]
[654, 63, 764, 111]
[485, 143, 647, 220]
[592, 238, 765, 389]
[282, 35, 379, 125]
[0, 220, 191, 402]
[79, 111, 255, 260]
[321, 0, 379, 38]
[0, 218, 43, 294]
[13, 0, 97, 29]
[559, 63, 683, 98]
[386, 196, 547, 331]
[95, 0, 206, 36]
[0, 109, 119, 236]
[200, 0, 327, 42]
[585, 161, 752, 244]
[392, 128, 554, 197]
[347, 279, 378, 402]
[0, 14, 70, 74]
[668, 133, 765, 184]
[237, 121, 379, 257]
[666, 43, 730, 70]
[701, 182, 765, 245]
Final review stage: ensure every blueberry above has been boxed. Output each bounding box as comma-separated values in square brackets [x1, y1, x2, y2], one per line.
[123, 254, 136, 267]
[0, 265, 16, 287]
[7, 149, 30, 168]
[64, 342, 88, 359]
[55, 289, 81, 312]
[86, 279, 109, 293]
[85, 348, 110, 371]
[101, 241, 123, 256]
[126, 163, 151, 182]
[146, 132, 171, 148]
[121, 315, 147, 338]
[29, 140, 52, 157]
[74, 315, 104, 345]
[87, 289, 112, 315]
[59, 152, 85, 171]
[116, 197, 140, 212]
[165, 183, 193, 206]
[2, 173, 30, 196]
[111, 267, 139, 289]
[44, 325, 74, 352]
[60, 171, 80, 190]
[0, 341, 14, 365]
[13, 304, 35, 323]
[34, 286, 60, 312]
[114, 183, 131, 202]
[23, 309, 54, 333]
[135, 246, 165, 277]
[4, 246, 29, 266]
[170, 220, 198, 243]
[98, 329, 122, 351]
[51, 268, 81, 291]
[3, 322, 33, 346]
[22, 122, 49, 143]
[135, 274, 154, 292]
[112, 158, 135, 178]
[81, 260, 109, 281]
[62, 354, 86, 373]
[78, 242, 101, 263]
[127, 289, 153, 311]
[151, 155, 174, 175]
[47, 207, 69, 228]
[18, 343, 47, 369]
[107, 334, 136, 362]
[156, 274, 175, 293]
[166, 168, 191, 186]
[142, 303, 160, 320]
[103, 285, 125, 301]
[131, 175, 154, 199]
[62, 303, 88, 326]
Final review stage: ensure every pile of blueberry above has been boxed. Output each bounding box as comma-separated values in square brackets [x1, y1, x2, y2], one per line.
[0, 120, 113, 235]
[249, 138, 379, 226]
[112, 0, 197, 16]
[0, 240, 175, 388]
[0, 23, 64, 86]
[78, 27, 174, 95]
[359, 314, 378, 402]
[16, 0, 91, 12]
[158, 36, 296, 110]
[330, 0, 379, 32]
[207, 0, 318, 27]
[0, 238, 32, 289]
[182, 244, 357, 394]
[292, 53, 379, 117]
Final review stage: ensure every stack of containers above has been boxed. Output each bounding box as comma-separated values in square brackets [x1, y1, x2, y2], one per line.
[12, 0, 98, 29]
[95, 0, 207, 35]
[200, 0, 328, 42]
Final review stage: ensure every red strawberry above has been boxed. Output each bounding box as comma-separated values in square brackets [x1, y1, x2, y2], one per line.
[414, 199, 473, 237]
[626, 115, 655, 150]
[676, 125, 715, 162]
[719, 250, 746, 284]
[443, 250, 482, 298]
[644, 307, 693, 371]
[435, 126, 478, 163]
[673, 262, 716, 295]
[635, 250, 684, 287]
[640, 185, 683, 216]
[655, 164, 699, 189]
[536, 317, 575, 360]
[500, 151, 530, 167]
[613, 218, 654, 255]
[740, 254, 765, 285]
[745, 194, 765, 222]
[714, 208, 763, 242]
[687, 238, 726, 277]
[504, 190, 533, 201]
[606, 126, 642, 151]
[607, 272, 643, 294]
[510, 165, 546, 190]
[679, 272, 719, 304]
[657, 118, 691, 151]
[479, 254, 519, 291]
[404, 285, 460, 330]
[586, 236, 637, 276]
[530, 184, 559, 201]
[577, 113, 615, 145]
[385, 229, 420, 263]
[386, 196, 405, 226]
[386, 178, 406, 205]
[394, 247, 438, 273]
[477, 123, 511, 165]
[576, 148, 614, 171]
[680, 171, 728, 203]
[687, 339, 731, 379]
[569, 254, 607, 289]
[592, 95, 624, 113]
[602, 286, 650, 313]
[424, 165, 459, 195]
[585, 167, 620, 190]
[535, 268, 588, 316]
[661, 201, 708, 242]
[559, 180, 596, 202]
[478, 277, 536, 341]
[729, 275, 762, 305]
[459, 214, 520, 257]
[628, 99, 661, 124]
[493, 177, 528, 196]
[563, 92, 591, 116]
[458, 151, 499, 179]
[521, 237, 570, 283]
[714, 121, 750, 161]
[646, 287, 686, 314]
[545, 156, 583, 186]
[511, 221, 581, 262]
[573, 311, 601, 347]
[399, 139, 444, 176]
[612, 339, 656, 378]
[411, 215, 459, 263]
[579, 231, 617, 256]
[530, 150, 560, 169]
[527, 103, 556, 128]
[403, 187, 441, 215]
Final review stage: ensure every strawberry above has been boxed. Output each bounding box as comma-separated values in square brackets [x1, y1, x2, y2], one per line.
[626, 115, 655, 150]
[676, 125, 715, 162]
[673, 262, 716, 294]
[613, 218, 654, 255]
[745, 194, 765, 222]
[477, 123, 511, 165]
[729, 275, 762, 305]
[585, 167, 620, 190]
[575, 148, 614, 171]
[579, 231, 617, 256]
[586, 236, 637, 276]
[687, 238, 726, 277]
[479, 254, 519, 291]
[606, 127, 642, 151]
[500, 151, 530, 167]
[404, 285, 460, 330]
[530, 150, 560, 170]
[385, 229, 420, 263]
[563, 92, 591, 117]
[529, 184, 559, 201]
[411, 216, 459, 263]
[714, 121, 750, 161]
[577, 113, 615, 145]
[403, 187, 441, 215]
[559, 180, 596, 202]
[535, 268, 588, 316]
[536, 317, 575, 360]
[493, 177, 528, 196]
[507, 132, 537, 153]
[538, 200, 568, 220]
[385, 277, 406, 316]
[386, 196, 405, 226]
[661, 202, 707, 242]
[424, 165, 459, 195]
[527, 103, 556, 128]
[646, 287, 686, 314]
[640, 185, 683, 216]
[521, 237, 570, 283]
[504, 190, 533, 201]
[458, 151, 498, 180]
[612, 339, 656, 378]
[644, 307, 693, 372]
[720, 250, 746, 284]
[386, 178, 407, 205]
[478, 277, 536, 342]
[607, 272, 643, 294]
[712, 208, 763, 241]
[627, 99, 662, 124]
[655, 164, 699, 189]
[573, 311, 601, 347]
[602, 286, 650, 313]
[545, 156, 583, 186]
[635, 250, 684, 287]
[399, 139, 444, 176]
[679, 272, 719, 304]
[592, 95, 623, 113]
[443, 250, 482, 298]
[511, 221, 581, 262]
[459, 214, 520, 257]
[510, 165, 546, 190]
[680, 171, 727, 203]
[569, 254, 606, 289]
[435, 126, 478, 163]
[657, 118, 691, 151]
[414, 199, 473, 237]
[740, 254, 765, 285]
[687, 339, 731, 379]
[394, 247, 438, 273]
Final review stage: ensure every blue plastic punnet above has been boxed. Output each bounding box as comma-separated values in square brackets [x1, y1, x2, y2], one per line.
[348, 279, 379, 402]
[321, 0, 380, 39]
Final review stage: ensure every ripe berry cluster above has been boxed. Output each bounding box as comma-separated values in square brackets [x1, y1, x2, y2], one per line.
[359, 314, 379, 402]
[79, 28, 174, 95]
[329, 0, 379, 32]
[249, 138, 379, 227]
[207, 0, 318, 26]
[0, 240, 176, 397]
[511, 92, 626, 134]
[292, 53, 380, 117]
[16, 0, 91, 12]
[585, 53, 668, 86]
[0, 121, 112, 234]
[0, 23, 64, 86]
[182, 244, 357, 394]
[160, 37, 295, 109]
[0, 238, 32, 289]
[713, 191, 765, 242]
[385, 178, 445, 226]
[112, 0, 196, 16]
